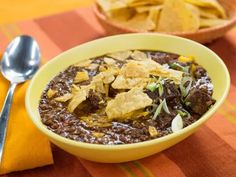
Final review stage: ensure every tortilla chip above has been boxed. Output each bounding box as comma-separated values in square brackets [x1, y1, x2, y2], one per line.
[112, 75, 150, 89]
[108, 8, 135, 22]
[104, 57, 116, 65]
[131, 50, 149, 60]
[55, 93, 73, 102]
[157, 0, 200, 32]
[121, 60, 150, 78]
[148, 6, 162, 30]
[105, 88, 152, 119]
[87, 63, 99, 70]
[47, 89, 57, 98]
[97, 0, 127, 12]
[74, 71, 89, 83]
[200, 18, 228, 28]
[74, 60, 92, 67]
[107, 50, 132, 61]
[198, 7, 218, 19]
[127, 0, 163, 7]
[148, 126, 159, 137]
[68, 90, 87, 112]
[185, 0, 227, 18]
[124, 13, 156, 31]
[137, 59, 183, 84]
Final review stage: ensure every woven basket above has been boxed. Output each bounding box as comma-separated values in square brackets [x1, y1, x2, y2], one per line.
[94, 0, 236, 43]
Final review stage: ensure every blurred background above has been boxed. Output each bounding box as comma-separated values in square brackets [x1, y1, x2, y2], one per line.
[0, 0, 95, 25]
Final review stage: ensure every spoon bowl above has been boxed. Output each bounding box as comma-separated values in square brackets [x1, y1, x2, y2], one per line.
[1, 35, 40, 83]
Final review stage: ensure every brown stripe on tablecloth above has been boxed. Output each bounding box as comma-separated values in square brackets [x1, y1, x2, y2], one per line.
[35, 11, 104, 51]
[164, 125, 236, 177]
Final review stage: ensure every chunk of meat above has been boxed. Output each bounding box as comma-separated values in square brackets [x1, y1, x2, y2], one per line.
[194, 66, 207, 79]
[163, 81, 181, 101]
[148, 51, 179, 65]
[87, 89, 101, 110]
[145, 81, 181, 107]
[185, 88, 216, 115]
[157, 113, 173, 129]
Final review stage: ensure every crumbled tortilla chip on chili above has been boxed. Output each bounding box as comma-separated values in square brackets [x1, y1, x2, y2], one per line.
[74, 60, 92, 67]
[138, 59, 183, 84]
[121, 60, 150, 78]
[91, 68, 118, 93]
[88, 63, 99, 70]
[112, 75, 150, 89]
[107, 50, 132, 61]
[68, 90, 87, 112]
[55, 93, 73, 102]
[105, 88, 152, 119]
[47, 89, 57, 98]
[130, 50, 149, 61]
[102, 71, 116, 84]
[148, 126, 159, 137]
[104, 57, 116, 65]
[74, 71, 89, 83]
[92, 74, 106, 94]
[157, 0, 200, 32]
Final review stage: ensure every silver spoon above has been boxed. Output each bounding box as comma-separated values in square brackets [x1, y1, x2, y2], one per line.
[0, 35, 41, 163]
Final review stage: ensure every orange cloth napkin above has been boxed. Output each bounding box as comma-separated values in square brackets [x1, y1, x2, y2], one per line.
[0, 63, 53, 174]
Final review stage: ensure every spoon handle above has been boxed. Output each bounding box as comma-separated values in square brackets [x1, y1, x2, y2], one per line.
[0, 83, 17, 163]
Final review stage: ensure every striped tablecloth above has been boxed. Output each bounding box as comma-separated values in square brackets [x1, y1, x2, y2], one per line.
[0, 6, 236, 177]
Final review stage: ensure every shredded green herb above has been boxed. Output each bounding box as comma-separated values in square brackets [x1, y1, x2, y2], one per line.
[146, 83, 158, 92]
[180, 76, 193, 98]
[177, 109, 190, 118]
[158, 83, 164, 96]
[170, 62, 189, 73]
[152, 99, 170, 119]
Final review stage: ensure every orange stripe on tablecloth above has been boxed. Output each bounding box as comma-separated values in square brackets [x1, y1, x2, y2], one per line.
[0, 25, 14, 41]
[74, 7, 105, 35]
[164, 125, 236, 177]
[218, 106, 236, 125]
[208, 31, 236, 81]
[139, 154, 186, 177]
[79, 159, 127, 177]
[206, 113, 236, 150]
[17, 20, 61, 59]
[0, 27, 10, 53]
[35, 11, 104, 51]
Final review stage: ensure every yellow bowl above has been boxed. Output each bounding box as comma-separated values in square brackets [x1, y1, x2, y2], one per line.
[25, 33, 230, 163]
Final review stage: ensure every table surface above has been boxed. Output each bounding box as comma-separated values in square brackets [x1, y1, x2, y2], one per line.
[0, 0, 94, 25]
[0, 6, 236, 177]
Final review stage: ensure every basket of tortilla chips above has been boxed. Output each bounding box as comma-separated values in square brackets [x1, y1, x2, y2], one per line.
[94, 0, 236, 43]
